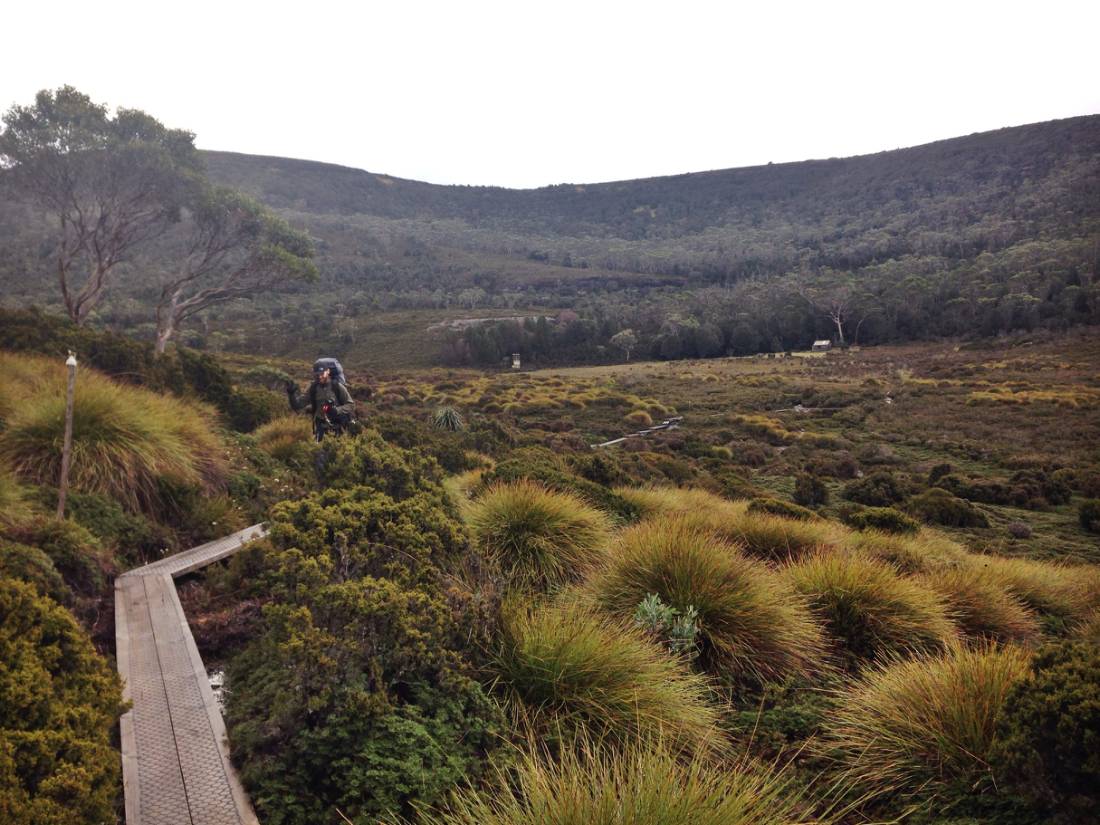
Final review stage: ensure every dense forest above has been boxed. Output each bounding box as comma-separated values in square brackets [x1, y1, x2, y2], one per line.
[2, 114, 1098, 367]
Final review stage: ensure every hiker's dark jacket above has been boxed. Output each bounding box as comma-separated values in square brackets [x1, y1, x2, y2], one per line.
[287, 380, 354, 437]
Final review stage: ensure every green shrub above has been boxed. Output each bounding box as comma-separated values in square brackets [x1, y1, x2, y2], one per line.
[783, 550, 956, 664]
[792, 472, 829, 507]
[468, 481, 611, 591]
[227, 470, 262, 502]
[40, 489, 173, 564]
[842, 471, 906, 506]
[587, 517, 826, 685]
[907, 488, 989, 527]
[747, 497, 819, 521]
[0, 579, 122, 825]
[1007, 468, 1072, 507]
[0, 541, 69, 604]
[5, 517, 111, 597]
[994, 641, 1100, 820]
[227, 582, 501, 825]
[425, 740, 813, 825]
[266, 487, 468, 591]
[841, 506, 920, 535]
[1079, 499, 1100, 533]
[633, 593, 700, 657]
[225, 386, 284, 432]
[226, 445, 502, 825]
[928, 463, 953, 484]
[819, 642, 1030, 803]
[320, 428, 447, 499]
[494, 600, 721, 752]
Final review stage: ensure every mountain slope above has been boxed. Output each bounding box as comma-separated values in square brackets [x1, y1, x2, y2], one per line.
[2, 116, 1098, 367]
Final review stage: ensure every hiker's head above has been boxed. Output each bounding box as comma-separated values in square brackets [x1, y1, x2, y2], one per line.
[314, 367, 331, 384]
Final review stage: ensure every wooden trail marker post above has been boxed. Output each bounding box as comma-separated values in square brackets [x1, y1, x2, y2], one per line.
[56, 351, 77, 519]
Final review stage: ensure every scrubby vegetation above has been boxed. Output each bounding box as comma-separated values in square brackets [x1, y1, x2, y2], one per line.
[4, 322, 1100, 824]
[0, 579, 122, 825]
[994, 641, 1100, 821]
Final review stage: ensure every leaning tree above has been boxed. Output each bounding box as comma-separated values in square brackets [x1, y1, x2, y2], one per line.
[153, 183, 317, 353]
[0, 86, 200, 324]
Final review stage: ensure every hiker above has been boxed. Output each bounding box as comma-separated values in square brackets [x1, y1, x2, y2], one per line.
[286, 358, 356, 441]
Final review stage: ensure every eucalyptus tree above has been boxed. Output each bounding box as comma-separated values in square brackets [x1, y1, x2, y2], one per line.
[153, 184, 317, 353]
[0, 86, 200, 324]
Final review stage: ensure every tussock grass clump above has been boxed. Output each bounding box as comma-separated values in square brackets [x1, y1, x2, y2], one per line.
[715, 512, 845, 562]
[614, 485, 747, 521]
[587, 518, 826, 683]
[845, 529, 968, 574]
[0, 468, 36, 526]
[967, 554, 1092, 622]
[427, 740, 814, 825]
[0, 354, 225, 512]
[495, 601, 722, 753]
[819, 643, 1031, 801]
[469, 481, 612, 590]
[916, 565, 1040, 645]
[616, 487, 839, 561]
[784, 550, 957, 663]
[253, 414, 314, 462]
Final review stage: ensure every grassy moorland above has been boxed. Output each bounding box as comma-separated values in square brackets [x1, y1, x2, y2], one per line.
[2, 326, 1099, 824]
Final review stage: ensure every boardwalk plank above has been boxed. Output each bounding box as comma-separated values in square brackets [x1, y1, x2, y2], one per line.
[115, 525, 265, 825]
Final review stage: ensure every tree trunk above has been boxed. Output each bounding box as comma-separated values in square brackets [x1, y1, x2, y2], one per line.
[833, 314, 846, 345]
[155, 315, 176, 356]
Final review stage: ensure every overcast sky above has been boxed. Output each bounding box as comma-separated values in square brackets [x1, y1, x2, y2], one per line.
[3, 0, 1098, 188]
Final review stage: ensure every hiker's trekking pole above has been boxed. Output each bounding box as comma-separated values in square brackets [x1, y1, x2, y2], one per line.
[57, 351, 77, 519]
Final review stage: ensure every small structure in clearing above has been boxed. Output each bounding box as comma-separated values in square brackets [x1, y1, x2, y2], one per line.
[812, 339, 832, 352]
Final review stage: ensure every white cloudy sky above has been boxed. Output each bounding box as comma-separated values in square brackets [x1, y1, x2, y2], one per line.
[2, 0, 1098, 188]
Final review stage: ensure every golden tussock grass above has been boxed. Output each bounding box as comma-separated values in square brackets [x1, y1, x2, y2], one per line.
[494, 599, 723, 754]
[965, 554, 1094, 621]
[426, 737, 818, 825]
[253, 415, 313, 462]
[0, 353, 226, 513]
[818, 642, 1031, 801]
[614, 485, 742, 515]
[468, 481, 612, 590]
[844, 529, 969, 574]
[586, 517, 826, 684]
[915, 564, 1040, 645]
[783, 550, 958, 662]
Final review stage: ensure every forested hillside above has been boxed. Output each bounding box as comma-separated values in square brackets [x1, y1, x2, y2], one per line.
[3, 115, 1098, 367]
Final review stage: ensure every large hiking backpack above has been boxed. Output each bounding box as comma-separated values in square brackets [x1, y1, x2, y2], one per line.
[312, 357, 347, 386]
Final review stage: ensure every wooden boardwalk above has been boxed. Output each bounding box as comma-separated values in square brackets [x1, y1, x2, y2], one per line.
[115, 525, 267, 825]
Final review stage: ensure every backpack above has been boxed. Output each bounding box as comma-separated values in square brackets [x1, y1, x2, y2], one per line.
[309, 357, 353, 417]
[312, 357, 347, 387]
